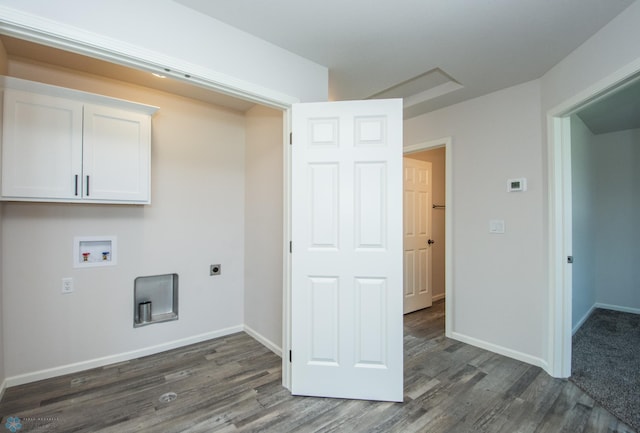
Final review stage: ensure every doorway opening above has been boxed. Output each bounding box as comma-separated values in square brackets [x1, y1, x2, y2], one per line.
[549, 72, 640, 432]
[569, 79, 640, 334]
[404, 138, 453, 337]
[403, 151, 439, 313]
[548, 67, 640, 378]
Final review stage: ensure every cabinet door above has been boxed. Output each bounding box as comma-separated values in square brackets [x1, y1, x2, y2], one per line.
[82, 104, 151, 203]
[2, 90, 83, 199]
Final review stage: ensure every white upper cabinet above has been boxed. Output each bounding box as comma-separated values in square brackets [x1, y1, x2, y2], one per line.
[2, 90, 83, 200]
[1, 76, 158, 204]
[82, 104, 150, 202]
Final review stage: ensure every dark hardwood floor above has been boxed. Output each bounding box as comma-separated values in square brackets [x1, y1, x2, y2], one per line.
[0, 300, 634, 432]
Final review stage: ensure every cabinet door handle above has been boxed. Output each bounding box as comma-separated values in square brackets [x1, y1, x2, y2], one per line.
[86, 175, 90, 196]
[74, 175, 78, 196]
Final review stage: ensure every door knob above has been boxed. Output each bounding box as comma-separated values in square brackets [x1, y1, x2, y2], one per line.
[427, 239, 435, 245]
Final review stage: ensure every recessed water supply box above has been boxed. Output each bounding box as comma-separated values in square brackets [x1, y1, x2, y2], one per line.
[74, 236, 117, 268]
[134, 273, 179, 327]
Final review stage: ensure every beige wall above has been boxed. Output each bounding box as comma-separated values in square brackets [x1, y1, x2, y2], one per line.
[405, 148, 446, 301]
[244, 104, 283, 352]
[0, 39, 7, 73]
[2, 59, 248, 380]
[405, 80, 545, 364]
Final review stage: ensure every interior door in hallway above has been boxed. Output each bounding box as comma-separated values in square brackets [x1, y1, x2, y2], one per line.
[291, 99, 403, 402]
[403, 157, 433, 313]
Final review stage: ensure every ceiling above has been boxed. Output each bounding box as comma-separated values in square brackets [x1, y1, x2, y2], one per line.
[576, 77, 640, 134]
[176, 0, 635, 117]
[1, 1, 638, 128]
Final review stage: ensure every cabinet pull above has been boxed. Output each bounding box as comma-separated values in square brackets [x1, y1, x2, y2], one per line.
[86, 175, 90, 196]
[74, 175, 78, 196]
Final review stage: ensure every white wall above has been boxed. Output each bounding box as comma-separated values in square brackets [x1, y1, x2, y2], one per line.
[404, 80, 545, 364]
[592, 128, 640, 310]
[570, 115, 597, 330]
[405, 148, 446, 301]
[244, 105, 284, 353]
[0, 0, 328, 104]
[2, 60, 247, 380]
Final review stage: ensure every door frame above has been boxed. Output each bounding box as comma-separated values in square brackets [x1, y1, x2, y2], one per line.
[282, 108, 293, 389]
[404, 138, 453, 338]
[546, 62, 640, 378]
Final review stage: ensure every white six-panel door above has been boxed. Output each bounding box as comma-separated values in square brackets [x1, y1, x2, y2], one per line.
[291, 99, 403, 402]
[403, 157, 433, 313]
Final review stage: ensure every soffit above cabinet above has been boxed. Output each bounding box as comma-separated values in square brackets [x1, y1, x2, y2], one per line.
[0, 35, 256, 113]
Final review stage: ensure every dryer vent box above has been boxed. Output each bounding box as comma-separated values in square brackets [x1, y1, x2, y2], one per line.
[134, 273, 178, 327]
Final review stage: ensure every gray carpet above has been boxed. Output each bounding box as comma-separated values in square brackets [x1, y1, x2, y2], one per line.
[571, 308, 640, 432]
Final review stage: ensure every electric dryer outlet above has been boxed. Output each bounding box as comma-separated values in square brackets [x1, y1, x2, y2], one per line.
[210, 264, 221, 276]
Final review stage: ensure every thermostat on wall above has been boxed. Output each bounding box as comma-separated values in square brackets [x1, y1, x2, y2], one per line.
[507, 178, 527, 192]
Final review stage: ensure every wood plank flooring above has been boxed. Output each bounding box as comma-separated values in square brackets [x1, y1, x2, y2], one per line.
[0, 300, 634, 432]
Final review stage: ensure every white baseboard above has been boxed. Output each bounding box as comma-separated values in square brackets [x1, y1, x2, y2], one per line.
[5, 325, 243, 388]
[432, 293, 445, 302]
[0, 378, 6, 401]
[595, 303, 640, 315]
[243, 325, 282, 358]
[450, 331, 546, 369]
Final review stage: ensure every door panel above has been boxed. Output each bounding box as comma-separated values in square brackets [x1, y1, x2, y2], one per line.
[83, 104, 150, 201]
[309, 163, 339, 249]
[291, 99, 403, 402]
[309, 277, 339, 365]
[354, 277, 387, 367]
[403, 157, 433, 313]
[1, 90, 82, 199]
[355, 162, 387, 249]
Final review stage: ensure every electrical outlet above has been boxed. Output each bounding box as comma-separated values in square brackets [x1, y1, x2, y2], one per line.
[210, 264, 221, 276]
[62, 277, 74, 294]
